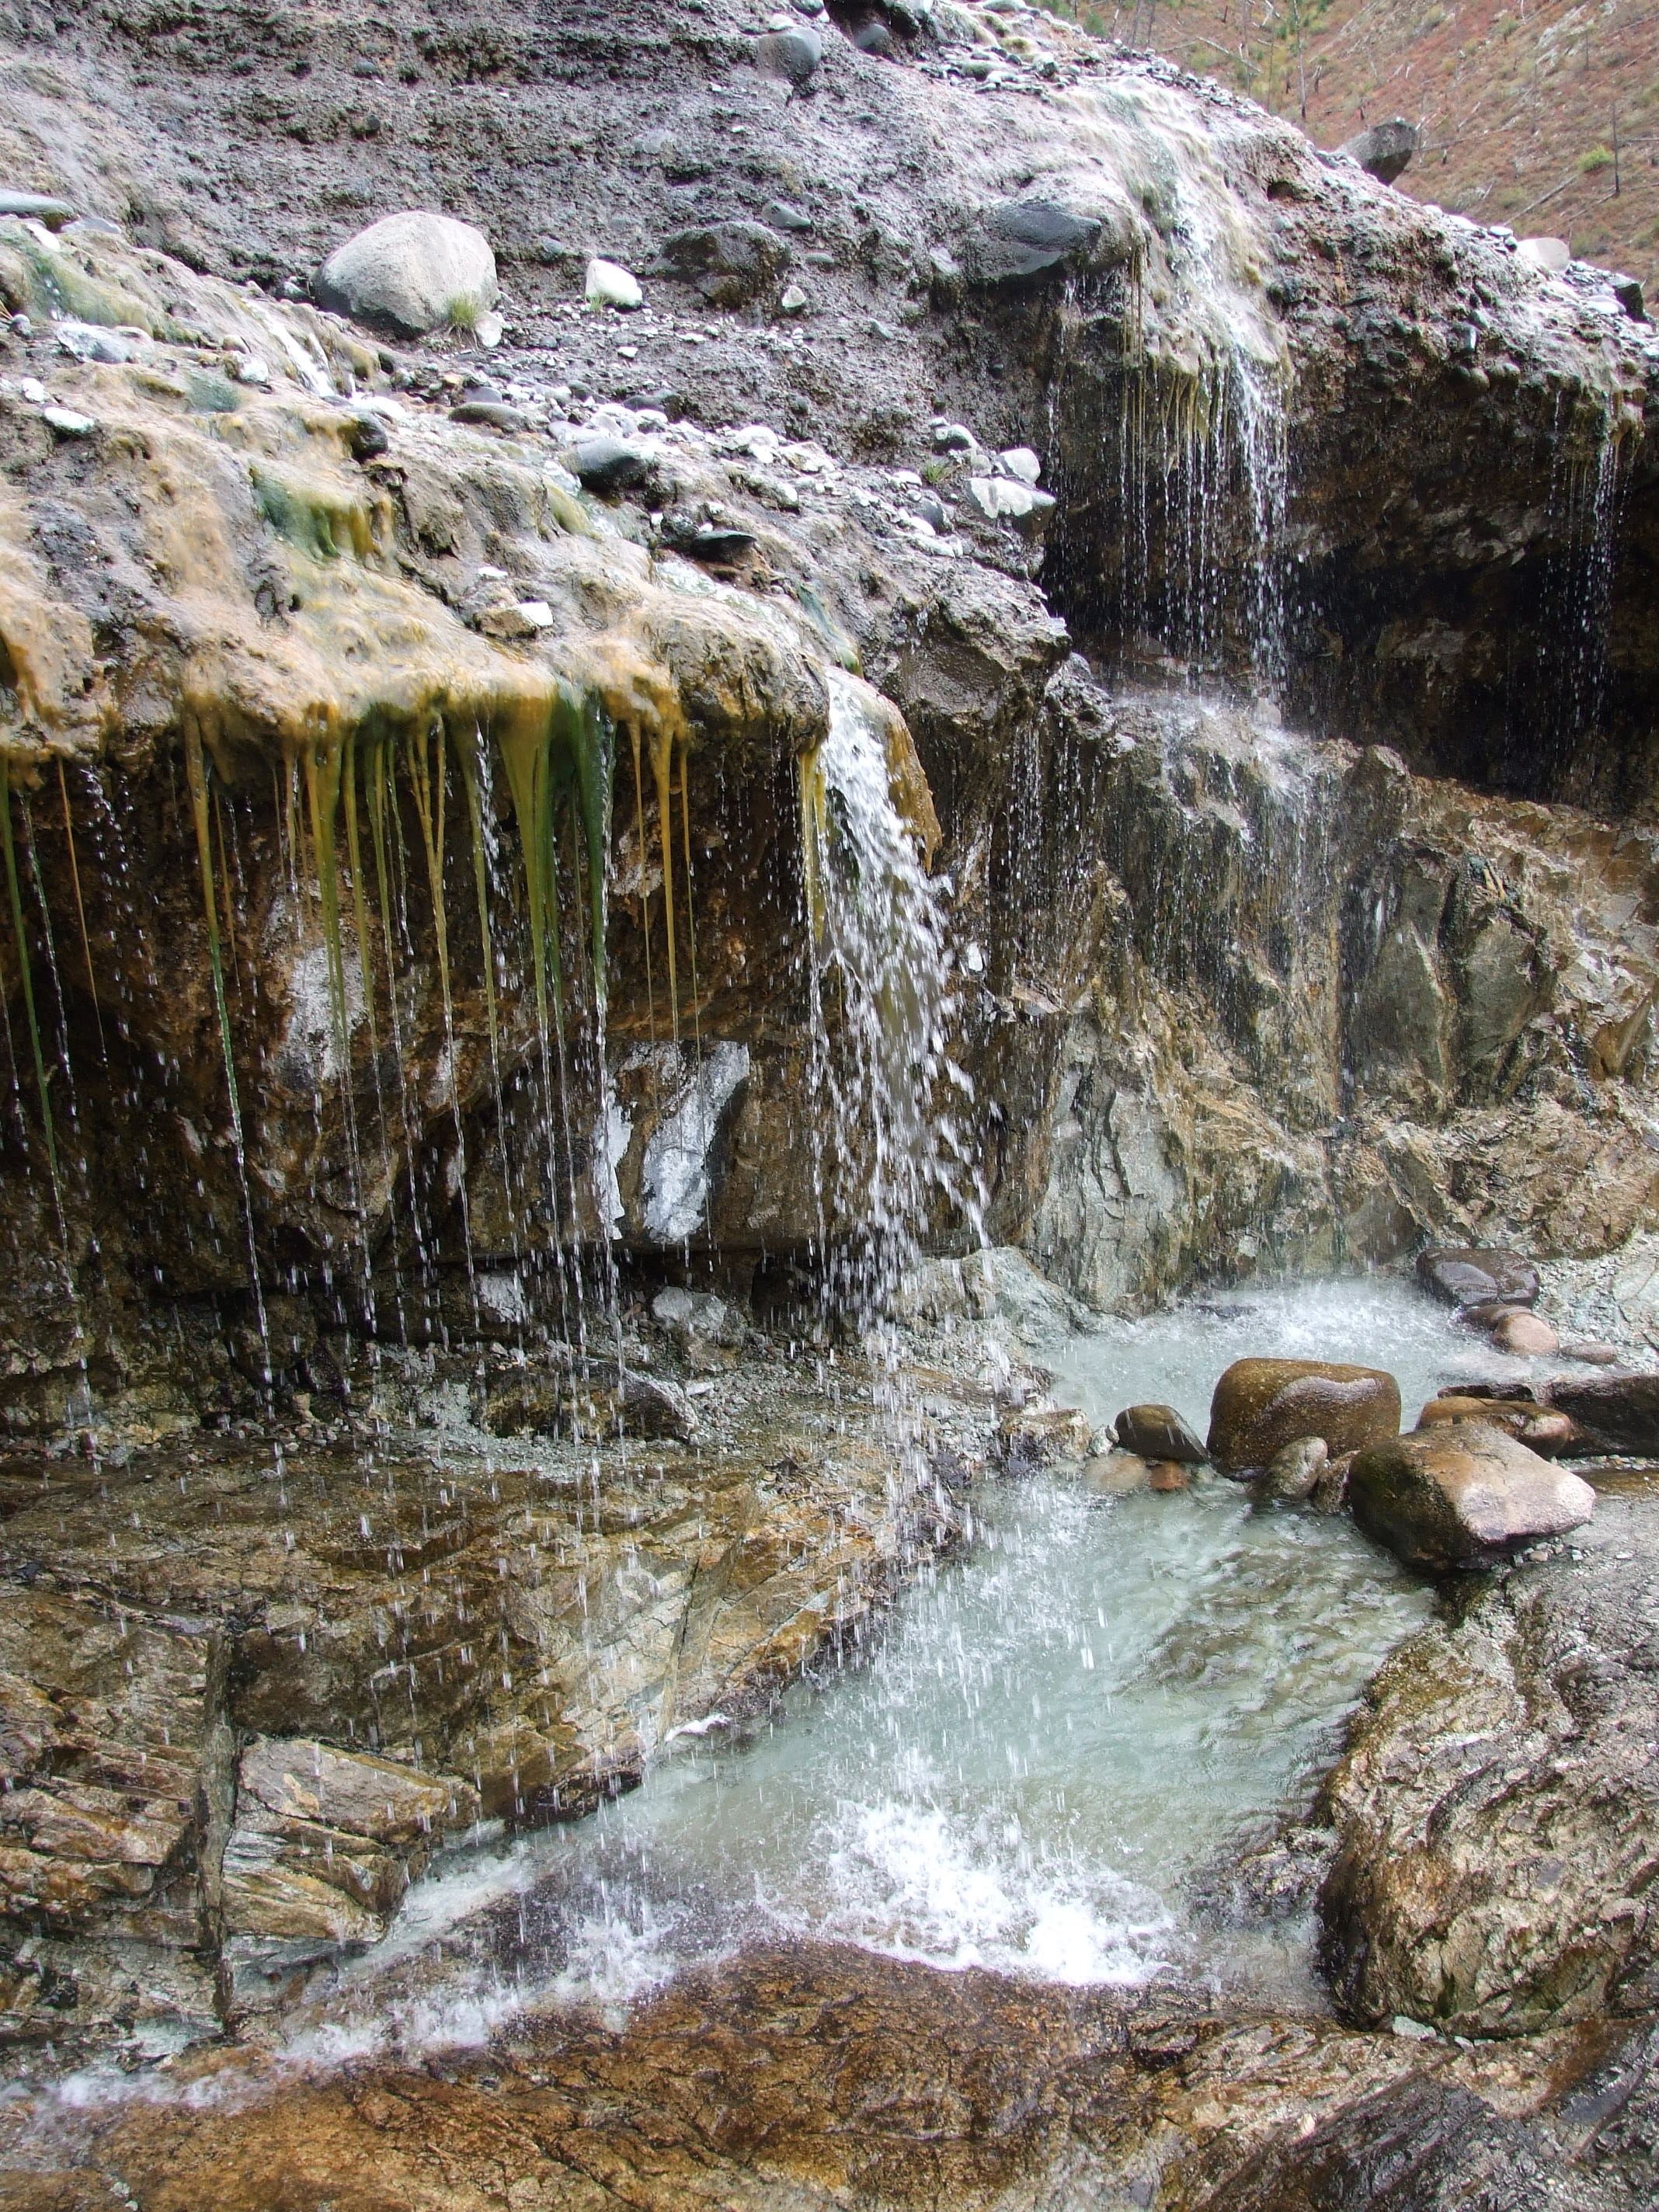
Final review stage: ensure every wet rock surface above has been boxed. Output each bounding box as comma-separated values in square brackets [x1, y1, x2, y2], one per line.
[2, 1945, 1656, 2210]
[0, 1348, 983, 2065]
[1320, 1483, 1659, 2037]
[1348, 1423, 1596, 1569]
[0, 0, 1654, 2200]
[1208, 1358, 1402, 1473]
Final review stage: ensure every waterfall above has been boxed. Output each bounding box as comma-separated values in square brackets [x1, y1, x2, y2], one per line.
[799, 671, 980, 1328]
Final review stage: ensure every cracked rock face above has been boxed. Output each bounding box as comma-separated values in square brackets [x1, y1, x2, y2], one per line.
[1319, 1487, 1659, 2037]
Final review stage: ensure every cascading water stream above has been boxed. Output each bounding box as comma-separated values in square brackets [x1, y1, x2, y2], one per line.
[798, 670, 983, 1340]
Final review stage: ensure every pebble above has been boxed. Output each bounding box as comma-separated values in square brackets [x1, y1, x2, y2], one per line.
[779, 283, 809, 315]
[999, 445, 1042, 485]
[586, 257, 643, 311]
[231, 354, 272, 387]
[41, 405, 96, 437]
[1147, 1461, 1189, 1493]
[932, 420, 977, 452]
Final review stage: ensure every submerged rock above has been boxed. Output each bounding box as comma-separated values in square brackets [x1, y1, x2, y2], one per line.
[1207, 1359, 1401, 1475]
[1417, 1247, 1541, 1309]
[1082, 1448, 1150, 1493]
[1112, 1403, 1206, 1462]
[315, 210, 498, 337]
[1347, 1424, 1594, 1570]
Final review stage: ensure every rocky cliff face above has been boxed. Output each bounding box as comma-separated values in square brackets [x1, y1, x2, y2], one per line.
[0, 1, 1654, 1434]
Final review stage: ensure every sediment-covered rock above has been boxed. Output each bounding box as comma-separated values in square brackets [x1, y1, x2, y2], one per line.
[1208, 1358, 1401, 1474]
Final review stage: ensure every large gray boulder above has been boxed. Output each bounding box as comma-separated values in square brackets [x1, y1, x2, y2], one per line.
[1348, 1423, 1593, 1570]
[1337, 119, 1420, 185]
[315, 210, 498, 338]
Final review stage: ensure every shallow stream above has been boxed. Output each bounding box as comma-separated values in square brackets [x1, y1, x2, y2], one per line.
[275, 1275, 1525, 2063]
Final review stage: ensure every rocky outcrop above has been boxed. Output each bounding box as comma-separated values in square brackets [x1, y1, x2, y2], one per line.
[0, 1353, 978, 2061]
[1320, 1492, 1659, 2034]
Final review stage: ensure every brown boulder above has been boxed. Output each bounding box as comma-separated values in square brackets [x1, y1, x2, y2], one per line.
[1486, 1310, 1560, 1357]
[1207, 1359, 1401, 1474]
[1416, 1396, 1577, 1456]
[1112, 1403, 1206, 1462]
[1416, 1247, 1540, 1309]
[1348, 1424, 1594, 1570]
[1542, 1372, 1659, 1455]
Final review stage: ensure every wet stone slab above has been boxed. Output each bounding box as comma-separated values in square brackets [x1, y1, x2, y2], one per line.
[0, 1360, 980, 2064]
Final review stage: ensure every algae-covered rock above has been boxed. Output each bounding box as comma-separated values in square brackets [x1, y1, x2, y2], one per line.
[315, 210, 498, 336]
[1348, 1424, 1593, 1570]
[1207, 1359, 1400, 1474]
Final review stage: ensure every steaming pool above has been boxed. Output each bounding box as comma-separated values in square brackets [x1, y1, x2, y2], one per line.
[294, 1275, 1553, 2058]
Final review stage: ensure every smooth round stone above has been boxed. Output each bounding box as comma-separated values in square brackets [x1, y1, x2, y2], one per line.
[1146, 1461, 1189, 1493]
[1113, 1403, 1206, 1463]
[1415, 1247, 1540, 1309]
[1487, 1310, 1559, 1357]
[852, 19, 895, 54]
[1208, 1358, 1401, 1475]
[1261, 1435, 1327, 1501]
[315, 210, 498, 339]
[757, 25, 823, 85]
